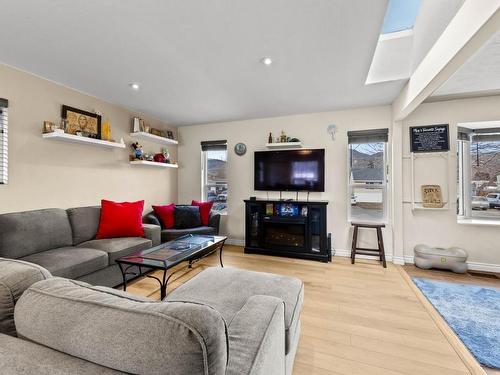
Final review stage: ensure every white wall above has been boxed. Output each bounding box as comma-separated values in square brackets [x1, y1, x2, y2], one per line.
[401, 95, 500, 268]
[0, 64, 178, 213]
[178, 106, 393, 255]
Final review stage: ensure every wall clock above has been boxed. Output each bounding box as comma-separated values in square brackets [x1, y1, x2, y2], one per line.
[234, 143, 247, 156]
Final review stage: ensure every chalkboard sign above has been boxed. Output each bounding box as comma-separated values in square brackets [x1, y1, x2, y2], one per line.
[410, 124, 449, 153]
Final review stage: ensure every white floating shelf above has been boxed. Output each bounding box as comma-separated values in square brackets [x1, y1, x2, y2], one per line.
[412, 202, 449, 211]
[130, 160, 178, 168]
[265, 142, 302, 149]
[43, 132, 126, 149]
[130, 132, 178, 145]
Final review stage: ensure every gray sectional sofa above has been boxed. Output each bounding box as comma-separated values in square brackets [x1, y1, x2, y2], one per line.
[144, 208, 221, 242]
[0, 257, 304, 375]
[0, 207, 161, 287]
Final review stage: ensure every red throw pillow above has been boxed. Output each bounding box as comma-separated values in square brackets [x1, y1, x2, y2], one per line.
[152, 204, 175, 229]
[96, 200, 145, 239]
[191, 200, 214, 226]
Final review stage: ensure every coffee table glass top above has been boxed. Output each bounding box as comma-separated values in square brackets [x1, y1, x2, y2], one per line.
[118, 234, 227, 268]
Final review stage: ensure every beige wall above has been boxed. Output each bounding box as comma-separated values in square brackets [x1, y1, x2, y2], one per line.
[3, 62, 498, 268]
[401, 95, 500, 267]
[178, 106, 394, 255]
[0, 64, 177, 213]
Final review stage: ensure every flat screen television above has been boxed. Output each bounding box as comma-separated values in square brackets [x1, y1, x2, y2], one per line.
[254, 149, 325, 192]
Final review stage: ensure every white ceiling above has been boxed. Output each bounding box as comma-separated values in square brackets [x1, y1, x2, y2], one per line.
[431, 31, 500, 99]
[365, 0, 464, 85]
[0, 0, 406, 126]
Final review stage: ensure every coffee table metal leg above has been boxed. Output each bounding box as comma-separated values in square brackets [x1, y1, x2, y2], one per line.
[147, 269, 172, 300]
[160, 269, 168, 300]
[117, 263, 127, 292]
[219, 240, 226, 268]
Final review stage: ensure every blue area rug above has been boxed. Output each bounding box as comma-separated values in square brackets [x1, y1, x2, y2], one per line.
[412, 278, 500, 369]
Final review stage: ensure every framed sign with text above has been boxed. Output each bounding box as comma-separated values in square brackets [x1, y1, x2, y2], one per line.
[410, 124, 449, 153]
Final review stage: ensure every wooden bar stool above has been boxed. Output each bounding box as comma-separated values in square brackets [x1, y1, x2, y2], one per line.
[350, 223, 386, 268]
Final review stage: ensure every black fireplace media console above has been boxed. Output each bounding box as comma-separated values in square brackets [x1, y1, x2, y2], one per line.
[244, 199, 330, 262]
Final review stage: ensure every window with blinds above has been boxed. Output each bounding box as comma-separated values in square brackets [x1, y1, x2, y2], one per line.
[0, 98, 8, 184]
[347, 128, 389, 223]
[201, 140, 228, 214]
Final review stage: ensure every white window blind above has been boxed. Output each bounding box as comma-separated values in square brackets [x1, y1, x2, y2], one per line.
[0, 98, 7, 184]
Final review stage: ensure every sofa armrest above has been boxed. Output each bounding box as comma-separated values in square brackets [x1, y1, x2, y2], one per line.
[143, 211, 161, 227]
[142, 224, 161, 247]
[15, 278, 228, 375]
[209, 213, 221, 234]
[225, 295, 286, 375]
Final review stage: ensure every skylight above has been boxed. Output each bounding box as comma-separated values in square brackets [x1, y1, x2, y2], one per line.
[381, 0, 421, 34]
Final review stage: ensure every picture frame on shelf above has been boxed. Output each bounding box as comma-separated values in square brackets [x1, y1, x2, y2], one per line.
[166, 130, 174, 139]
[421, 185, 444, 208]
[61, 105, 101, 139]
[42, 121, 55, 133]
[150, 128, 163, 137]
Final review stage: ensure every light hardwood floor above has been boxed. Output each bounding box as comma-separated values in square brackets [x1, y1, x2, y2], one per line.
[125, 246, 485, 375]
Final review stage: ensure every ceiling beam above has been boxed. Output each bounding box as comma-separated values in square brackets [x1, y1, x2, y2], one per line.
[392, 0, 500, 121]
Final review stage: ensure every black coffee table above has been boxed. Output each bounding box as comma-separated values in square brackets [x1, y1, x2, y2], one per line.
[116, 234, 227, 299]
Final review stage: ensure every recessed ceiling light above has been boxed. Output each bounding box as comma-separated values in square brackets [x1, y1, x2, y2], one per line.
[129, 82, 140, 90]
[260, 57, 273, 66]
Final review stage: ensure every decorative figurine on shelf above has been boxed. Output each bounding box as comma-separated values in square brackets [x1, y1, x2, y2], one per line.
[43, 121, 55, 133]
[280, 130, 287, 143]
[59, 118, 67, 132]
[101, 119, 111, 141]
[163, 147, 170, 163]
[153, 152, 166, 163]
[130, 142, 144, 160]
[268, 132, 273, 143]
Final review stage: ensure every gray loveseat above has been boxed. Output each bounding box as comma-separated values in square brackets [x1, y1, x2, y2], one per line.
[0, 207, 161, 287]
[0, 258, 303, 375]
[143, 207, 221, 243]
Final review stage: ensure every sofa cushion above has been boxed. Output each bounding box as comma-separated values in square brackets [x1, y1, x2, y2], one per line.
[96, 200, 145, 239]
[67, 206, 101, 245]
[0, 208, 73, 259]
[174, 205, 201, 229]
[161, 226, 216, 242]
[77, 237, 152, 265]
[153, 204, 175, 229]
[165, 267, 304, 354]
[225, 295, 286, 375]
[0, 333, 124, 375]
[21, 247, 108, 279]
[15, 278, 228, 375]
[0, 258, 51, 336]
[192, 200, 214, 226]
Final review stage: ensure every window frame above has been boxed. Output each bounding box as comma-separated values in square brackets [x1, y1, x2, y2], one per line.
[457, 125, 500, 222]
[347, 140, 389, 224]
[201, 144, 228, 215]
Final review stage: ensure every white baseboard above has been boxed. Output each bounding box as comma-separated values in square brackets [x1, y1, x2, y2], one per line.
[392, 256, 406, 265]
[226, 238, 245, 246]
[225, 241, 499, 272]
[334, 249, 395, 262]
[403, 255, 500, 273]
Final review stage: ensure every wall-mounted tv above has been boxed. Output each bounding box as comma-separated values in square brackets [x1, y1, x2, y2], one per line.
[254, 149, 325, 192]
